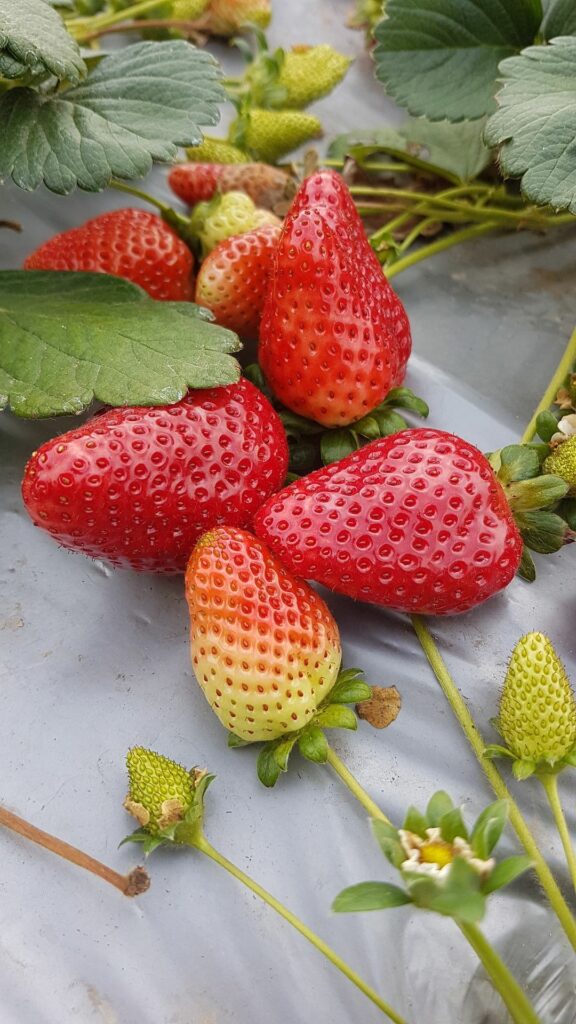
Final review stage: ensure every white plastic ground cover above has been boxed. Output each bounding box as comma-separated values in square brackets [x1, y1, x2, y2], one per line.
[1, 5, 576, 1024]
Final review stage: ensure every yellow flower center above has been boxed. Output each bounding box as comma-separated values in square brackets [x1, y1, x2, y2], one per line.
[419, 841, 454, 868]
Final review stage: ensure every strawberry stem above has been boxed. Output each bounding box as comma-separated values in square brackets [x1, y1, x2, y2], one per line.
[325, 746, 391, 823]
[539, 774, 576, 893]
[193, 833, 406, 1023]
[521, 327, 576, 445]
[77, 19, 208, 42]
[457, 922, 542, 1024]
[109, 180, 198, 246]
[385, 223, 500, 278]
[67, 0, 195, 41]
[0, 804, 149, 897]
[410, 615, 576, 952]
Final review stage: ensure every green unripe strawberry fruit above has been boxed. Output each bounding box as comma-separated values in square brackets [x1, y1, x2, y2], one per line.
[544, 436, 576, 496]
[125, 747, 194, 834]
[230, 109, 323, 163]
[278, 45, 352, 108]
[497, 633, 576, 766]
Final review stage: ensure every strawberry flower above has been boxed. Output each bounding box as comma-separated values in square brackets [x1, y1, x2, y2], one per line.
[398, 827, 495, 882]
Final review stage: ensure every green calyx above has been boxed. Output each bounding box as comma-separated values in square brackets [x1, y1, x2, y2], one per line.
[486, 633, 576, 779]
[228, 667, 374, 788]
[122, 747, 214, 853]
[333, 792, 531, 924]
[489, 444, 572, 579]
[244, 364, 429, 474]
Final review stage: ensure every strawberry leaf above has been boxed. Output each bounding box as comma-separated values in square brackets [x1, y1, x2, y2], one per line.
[426, 790, 454, 826]
[470, 799, 508, 857]
[333, 881, 412, 912]
[485, 37, 576, 213]
[320, 428, 359, 465]
[482, 855, 532, 894]
[256, 744, 282, 788]
[0, 40, 225, 193]
[0, 0, 86, 84]
[373, 0, 542, 121]
[0, 271, 241, 418]
[541, 0, 576, 40]
[297, 726, 329, 763]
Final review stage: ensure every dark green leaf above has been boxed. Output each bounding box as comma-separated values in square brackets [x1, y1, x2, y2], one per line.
[0, 40, 224, 193]
[402, 805, 428, 838]
[257, 745, 282, 787]
[384, 386, 430, 418]
[298, 726, 329, 763]
[516, 509, 569, 553]
[288, 439, 319, 475]
[439, 806, 468, 843]
[558, 497, 576, 531]
[483, 855, 532, 894]
[517, 546, 536, 581]
[0, 271, 241, 418]
[470, 799, 508, 857]
[426, 791, 454, 826]
[243, 362, 270, 396]
[333, 881, 412, 913]
[227, 733, 251, 748]
[314, 705, 358, 730]
[328, 680, 373, 704]
[320, 428, 359, 465]
[536, 410, 561, 443]
[512, 758, 537, 780]
[352, 414, 382, 440]
[507, 475, 569, 511]
[497, 444, 540, 483]
[373, 0, 542, 122]
[485, 37, 576, 213]
[373, 819, 405, 867]
[280, 409, 324, 437]
[541, 0, 576, 41]
[0, 0, 86, 83]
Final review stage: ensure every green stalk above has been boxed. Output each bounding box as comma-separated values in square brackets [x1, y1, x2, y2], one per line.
[323, 158, 414, 174]
[326, 746, 391, 824]
[411, 615, 576, 952]
[109, 180, 197, 245]
[521, 327, 576, 445]
[385, 223, 500, 278]
[540, 775, 576, 892]
[69, 0, 170, 38]
[194, 834, 406, 1023]
[457, 922, 542, 1024]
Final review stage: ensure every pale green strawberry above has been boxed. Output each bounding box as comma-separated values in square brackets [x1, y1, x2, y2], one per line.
[173, 0, 210, 16]
[230, 109, 323, 163]
[185, 527, 342, 742]
[277, 45, 352, 109]
[497, 633, 576, 767]
[186, 137, 250, 164]
[204, 0, 271, 35]
[125, 747, 195, 834]
[189, 191, 281, 255]
[544, 436, 576, 496]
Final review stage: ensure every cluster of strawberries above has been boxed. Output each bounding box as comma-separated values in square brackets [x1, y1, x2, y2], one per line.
[21, 166, 553, 741]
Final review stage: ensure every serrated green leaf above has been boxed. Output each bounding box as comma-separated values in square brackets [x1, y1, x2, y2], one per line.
[402, 805, 428, 838]
[314, 705, 358, 730]
[0, 271, 241, 418]
[483, 855, 532, 894]
[0, 40, 224, 194]
[333, 881, 412, 912]
[0, 0, 86, 84]
[328, 680, 372, 704]
[426, 790, 454, 826]
[512, 758, 537, 780]
[470, 799, 508, 857]
[298, 726, 329, 763]
[373, 819, 406, 867]
[257, 745, 282, 787]
[320, 428, 359, 465]
[485, 37, 576, 213]
[541, 0, 576, 41]
[373, 0, 542, 122]
[439, 806, 468, 843]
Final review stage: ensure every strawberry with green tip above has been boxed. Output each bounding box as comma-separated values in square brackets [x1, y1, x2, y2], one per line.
[189, 191, 281, 256]
[495, 633, 576, 770]
[125, 747, 196, 834]
[24, 208, 195, 302]
[169, 161, 294, 210]
[544, 435, 576, 495]
[230, 109, 323, 163]
[277, 45, 352, 108]
[186, 136, 249, 164]
[185, 526, 342, 741]
[195, 223, 281, 337]
[204, 0, 271, 35]
[22, 379, 288, 573]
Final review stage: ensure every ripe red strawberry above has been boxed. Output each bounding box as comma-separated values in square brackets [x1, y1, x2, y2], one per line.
[195, 223, 281, 337]
[185, 526, 342, 740]
[22, 379, 288, 573]
[254, 429, 524, 616]
[259, 170, 412, 427]
[23, 208, 195, 302]
[168, 162, 293, 210]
